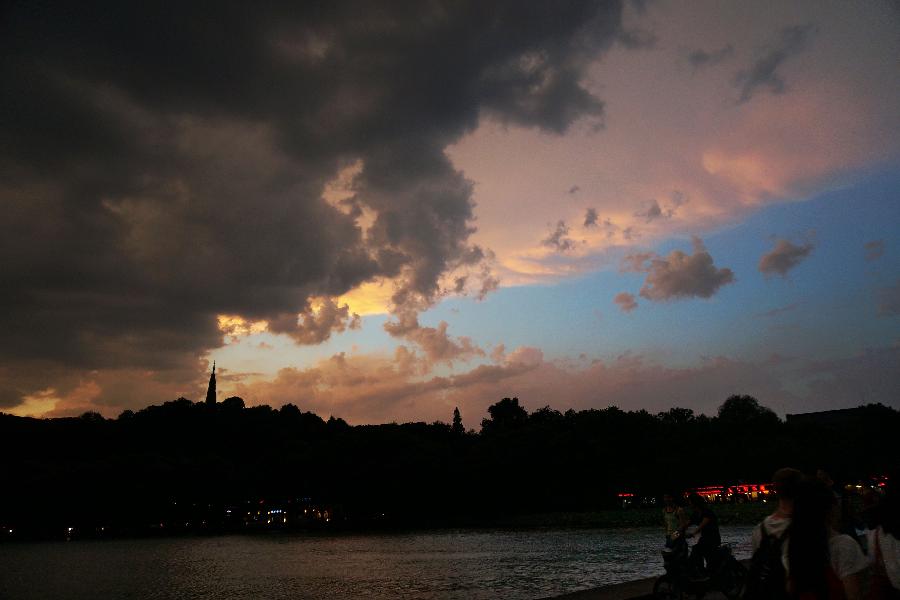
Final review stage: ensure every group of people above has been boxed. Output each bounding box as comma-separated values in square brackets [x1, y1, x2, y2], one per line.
[662, 490, 721, 572]
[662, 468, 900, 599]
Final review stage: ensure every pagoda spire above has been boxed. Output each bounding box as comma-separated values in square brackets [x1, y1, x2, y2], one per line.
[205, 361, 217, 405]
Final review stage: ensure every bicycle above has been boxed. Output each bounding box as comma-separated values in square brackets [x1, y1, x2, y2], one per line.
[653, 533, 747, 599]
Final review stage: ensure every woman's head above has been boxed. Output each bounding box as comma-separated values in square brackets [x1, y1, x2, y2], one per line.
[773, 467, 803, 502]
[793, 477, 835, 526]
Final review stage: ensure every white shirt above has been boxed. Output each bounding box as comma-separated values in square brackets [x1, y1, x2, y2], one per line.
[751, 516, 868, 581]
[751, 514, 791, 551]
[867, 526, 900, 590]
[825, 533, 869, 580]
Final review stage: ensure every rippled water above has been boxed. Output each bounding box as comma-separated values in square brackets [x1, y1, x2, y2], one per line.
[0, 526, 754, 599]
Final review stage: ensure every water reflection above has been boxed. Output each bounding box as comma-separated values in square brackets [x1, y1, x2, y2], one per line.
[0, 526, 753, 599]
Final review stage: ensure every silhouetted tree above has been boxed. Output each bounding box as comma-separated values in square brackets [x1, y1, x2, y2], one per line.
[717, 395, 780, 426]
[657, 407, 695, 425]
[2, 393, 897, 539]
[451, 407, 464, 435]
[221, 396, 245, 411]
[530, 405, 563, 425]
[481, 397, 528, 434]
[327, 415, 350, 430]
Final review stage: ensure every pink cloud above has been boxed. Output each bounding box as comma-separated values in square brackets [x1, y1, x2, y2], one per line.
[614, 292, 638, 313]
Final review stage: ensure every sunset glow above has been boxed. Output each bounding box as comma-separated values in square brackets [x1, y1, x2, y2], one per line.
[1, 0, 897, 423]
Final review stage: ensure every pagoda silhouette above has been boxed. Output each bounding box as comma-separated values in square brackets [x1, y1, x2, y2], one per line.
[205, 361, 217, 405]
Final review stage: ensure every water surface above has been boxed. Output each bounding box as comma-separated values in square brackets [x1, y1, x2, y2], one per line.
[0, 526, 753, 599]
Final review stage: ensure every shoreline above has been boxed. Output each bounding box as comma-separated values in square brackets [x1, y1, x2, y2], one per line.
[1, 503, 772, 543]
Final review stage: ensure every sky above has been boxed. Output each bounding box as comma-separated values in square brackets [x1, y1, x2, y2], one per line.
[2, 0, 898, 423]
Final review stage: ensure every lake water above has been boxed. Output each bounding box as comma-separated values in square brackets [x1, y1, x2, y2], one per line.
[0, 526, 754, 599]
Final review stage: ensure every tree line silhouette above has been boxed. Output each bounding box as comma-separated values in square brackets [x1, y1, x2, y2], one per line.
[1, 395, 897, 539]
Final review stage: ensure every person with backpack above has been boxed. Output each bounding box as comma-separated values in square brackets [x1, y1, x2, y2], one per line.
[746, 467, 803, 599]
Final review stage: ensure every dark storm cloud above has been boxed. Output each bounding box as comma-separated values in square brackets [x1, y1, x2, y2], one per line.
[616, 28, 657, 49]
[688, 44, 734, 70]
[734, 24, 815, 103]
[268, 298, 361, 345]
[758, 238, 815, 277]
[584, 207, 599, 227]
[628, 0, 655, 15]
[0, 384, 24, 409]
[0, 1, 627, 405]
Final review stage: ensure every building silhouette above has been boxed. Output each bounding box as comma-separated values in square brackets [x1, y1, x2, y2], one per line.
[205, 361, 217, 405]
[785, 406, 869, 427]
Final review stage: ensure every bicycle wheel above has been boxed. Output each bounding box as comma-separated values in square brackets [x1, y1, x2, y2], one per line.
[653, 575, 683, 600]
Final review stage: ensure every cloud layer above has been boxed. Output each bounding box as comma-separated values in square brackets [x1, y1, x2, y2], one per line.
[2, 1, 897, 421]
[0, 1, 628, 407]
[223, 344, 900, 424]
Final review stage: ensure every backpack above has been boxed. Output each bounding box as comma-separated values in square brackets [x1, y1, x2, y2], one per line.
[746, 522, 788, 600]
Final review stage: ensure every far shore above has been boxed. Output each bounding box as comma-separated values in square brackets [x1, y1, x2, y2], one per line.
[1, 503, 773, 543]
